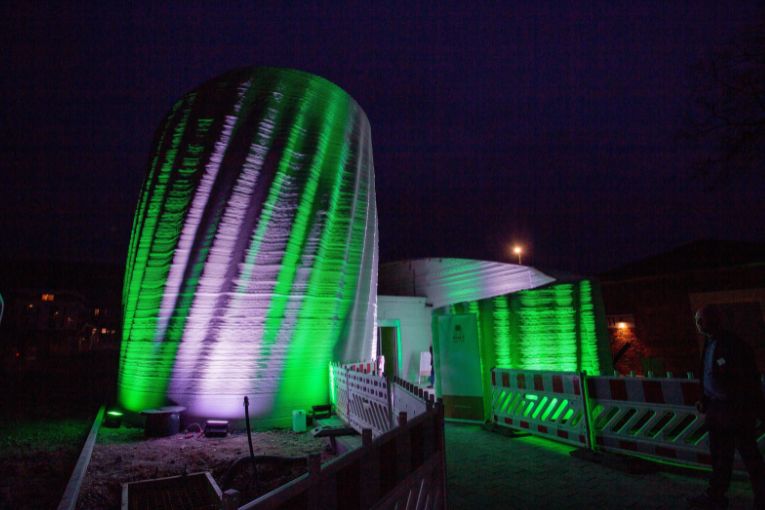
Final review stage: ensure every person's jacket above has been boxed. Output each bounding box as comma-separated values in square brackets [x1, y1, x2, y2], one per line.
[699, 330, 765, 417]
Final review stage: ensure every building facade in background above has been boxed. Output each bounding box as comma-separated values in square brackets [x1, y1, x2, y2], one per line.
[600, 240, 765, 377]
[378, 258, 612, 421]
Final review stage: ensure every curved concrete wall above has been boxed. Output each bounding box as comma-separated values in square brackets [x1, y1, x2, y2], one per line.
[119, 67, 378, 425]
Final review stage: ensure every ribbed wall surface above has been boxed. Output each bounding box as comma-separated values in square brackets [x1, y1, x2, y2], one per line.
[436, 280, 607, 374]
[379, 258, 556, 309]
[119, 68, 378, 425]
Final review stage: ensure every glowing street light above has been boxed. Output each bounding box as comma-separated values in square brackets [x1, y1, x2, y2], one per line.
[513, 245, 523, 265]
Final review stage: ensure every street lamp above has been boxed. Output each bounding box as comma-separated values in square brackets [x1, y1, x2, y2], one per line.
[513, 245, 523, 265]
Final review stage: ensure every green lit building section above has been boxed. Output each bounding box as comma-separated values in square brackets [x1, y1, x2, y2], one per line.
[118, 68, 378, 423]
[119, 96, 198, 411]
[515, 283, 580, 371]
[271, 82, 355, 411]
[435, 279, 610, 373]
[510, 280, 606, 372]
[433, 278, 610, 421]
[492, 296, 512, 367]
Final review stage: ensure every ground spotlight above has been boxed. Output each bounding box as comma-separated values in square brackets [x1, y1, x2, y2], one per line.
[204, 419, 229, 437]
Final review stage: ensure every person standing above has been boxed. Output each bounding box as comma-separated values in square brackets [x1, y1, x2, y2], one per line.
[688, 305, 765, 509]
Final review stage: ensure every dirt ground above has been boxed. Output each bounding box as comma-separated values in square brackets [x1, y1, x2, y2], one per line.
[76, 423, 337, 510]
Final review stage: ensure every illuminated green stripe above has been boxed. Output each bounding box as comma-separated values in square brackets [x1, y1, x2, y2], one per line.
[492, 296, 512, 367]
[119, 99, 195, 408]
[276, 92, 355, 407]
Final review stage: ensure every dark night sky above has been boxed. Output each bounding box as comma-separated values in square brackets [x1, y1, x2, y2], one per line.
[1, 2, 763, 275]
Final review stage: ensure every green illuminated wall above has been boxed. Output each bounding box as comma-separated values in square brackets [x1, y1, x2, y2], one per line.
[437, 280, 609, 372]
[119, 67, 378, 426]
[434, 279, 611, 418]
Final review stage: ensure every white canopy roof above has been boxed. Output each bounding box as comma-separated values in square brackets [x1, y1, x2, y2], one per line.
[378, 258, 556, 309]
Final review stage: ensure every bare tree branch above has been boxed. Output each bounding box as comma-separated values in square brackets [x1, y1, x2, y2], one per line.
[679, 20, 765, 184]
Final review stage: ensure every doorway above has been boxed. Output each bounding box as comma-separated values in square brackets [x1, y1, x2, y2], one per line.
[377, 320, 401, 381]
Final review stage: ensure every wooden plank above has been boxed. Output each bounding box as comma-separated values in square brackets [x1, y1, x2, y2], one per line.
[57, 405, 105, 510]
[370, 454, 442, 510]
[239, 472, 313, 510]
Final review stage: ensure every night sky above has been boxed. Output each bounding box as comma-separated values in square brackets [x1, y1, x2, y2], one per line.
[2, 2, 763, 275]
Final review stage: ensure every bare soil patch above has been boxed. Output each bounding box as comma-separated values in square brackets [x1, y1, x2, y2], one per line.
[76, 425, 335, 509]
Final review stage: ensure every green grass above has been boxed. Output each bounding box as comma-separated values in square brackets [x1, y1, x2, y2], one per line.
[0, 417, 91, 456]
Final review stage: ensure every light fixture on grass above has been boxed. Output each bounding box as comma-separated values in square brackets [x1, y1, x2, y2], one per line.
[103, 410, 123, 428]
[204, 420, 229, 437]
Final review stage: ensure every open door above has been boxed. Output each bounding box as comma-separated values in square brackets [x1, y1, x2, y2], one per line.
[435, 314, 484, 421]
[377, 320, 401, 381]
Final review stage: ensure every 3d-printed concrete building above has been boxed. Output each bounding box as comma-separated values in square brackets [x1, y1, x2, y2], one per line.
[119, 67, 378, 426]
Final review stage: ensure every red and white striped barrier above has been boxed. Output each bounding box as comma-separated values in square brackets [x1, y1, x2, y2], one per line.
[345, 361, 375, 374]
[491, 370, 764, 470]
[491, 368, 590, 448]
[346, 370, 392, 437]
[331, 362, 392, 437]
[586, 375, 712, 467]
[392, 376, 432, 421]
[331, 363, 436, 439]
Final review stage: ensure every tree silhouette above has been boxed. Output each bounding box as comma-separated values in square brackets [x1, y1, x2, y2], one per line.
[679, 22, 765, 185]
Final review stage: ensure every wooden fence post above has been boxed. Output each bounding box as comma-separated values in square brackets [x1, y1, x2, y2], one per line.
[435, 399, 447, 509]
[359, 428, 380, 508]
[387, 378, 395, 429]
[396, 412, 411, 482]
[306, 453, 322, 510]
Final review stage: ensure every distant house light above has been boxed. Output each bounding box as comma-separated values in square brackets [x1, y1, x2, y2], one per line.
[101, 328, 108, 334]
[41, 293, 55, 302]
[607, 314, 635, 329]
[94, 308, 101, 317]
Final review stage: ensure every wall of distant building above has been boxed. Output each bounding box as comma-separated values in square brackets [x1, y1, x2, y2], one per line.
[601, 262, 765, 376]
[0, 288, 120, 367]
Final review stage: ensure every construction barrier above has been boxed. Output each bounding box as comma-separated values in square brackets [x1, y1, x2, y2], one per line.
[586, 375, 712, 467]
[331, 362, 393, 437]
[491, 368, 590, 448]
[491, 368, 765, 470]
[331, 362, 352, 427]
[347, 369, 393, 437]
[392, 376, 432, 421]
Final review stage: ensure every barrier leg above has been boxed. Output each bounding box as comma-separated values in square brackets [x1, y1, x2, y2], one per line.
[579, 371, 595, 451]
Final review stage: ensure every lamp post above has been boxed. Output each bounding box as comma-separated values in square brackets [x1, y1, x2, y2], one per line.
[513, 245, 523, 265]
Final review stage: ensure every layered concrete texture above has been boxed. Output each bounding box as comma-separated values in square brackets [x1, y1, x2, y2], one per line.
[119, 67, 378, 426]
